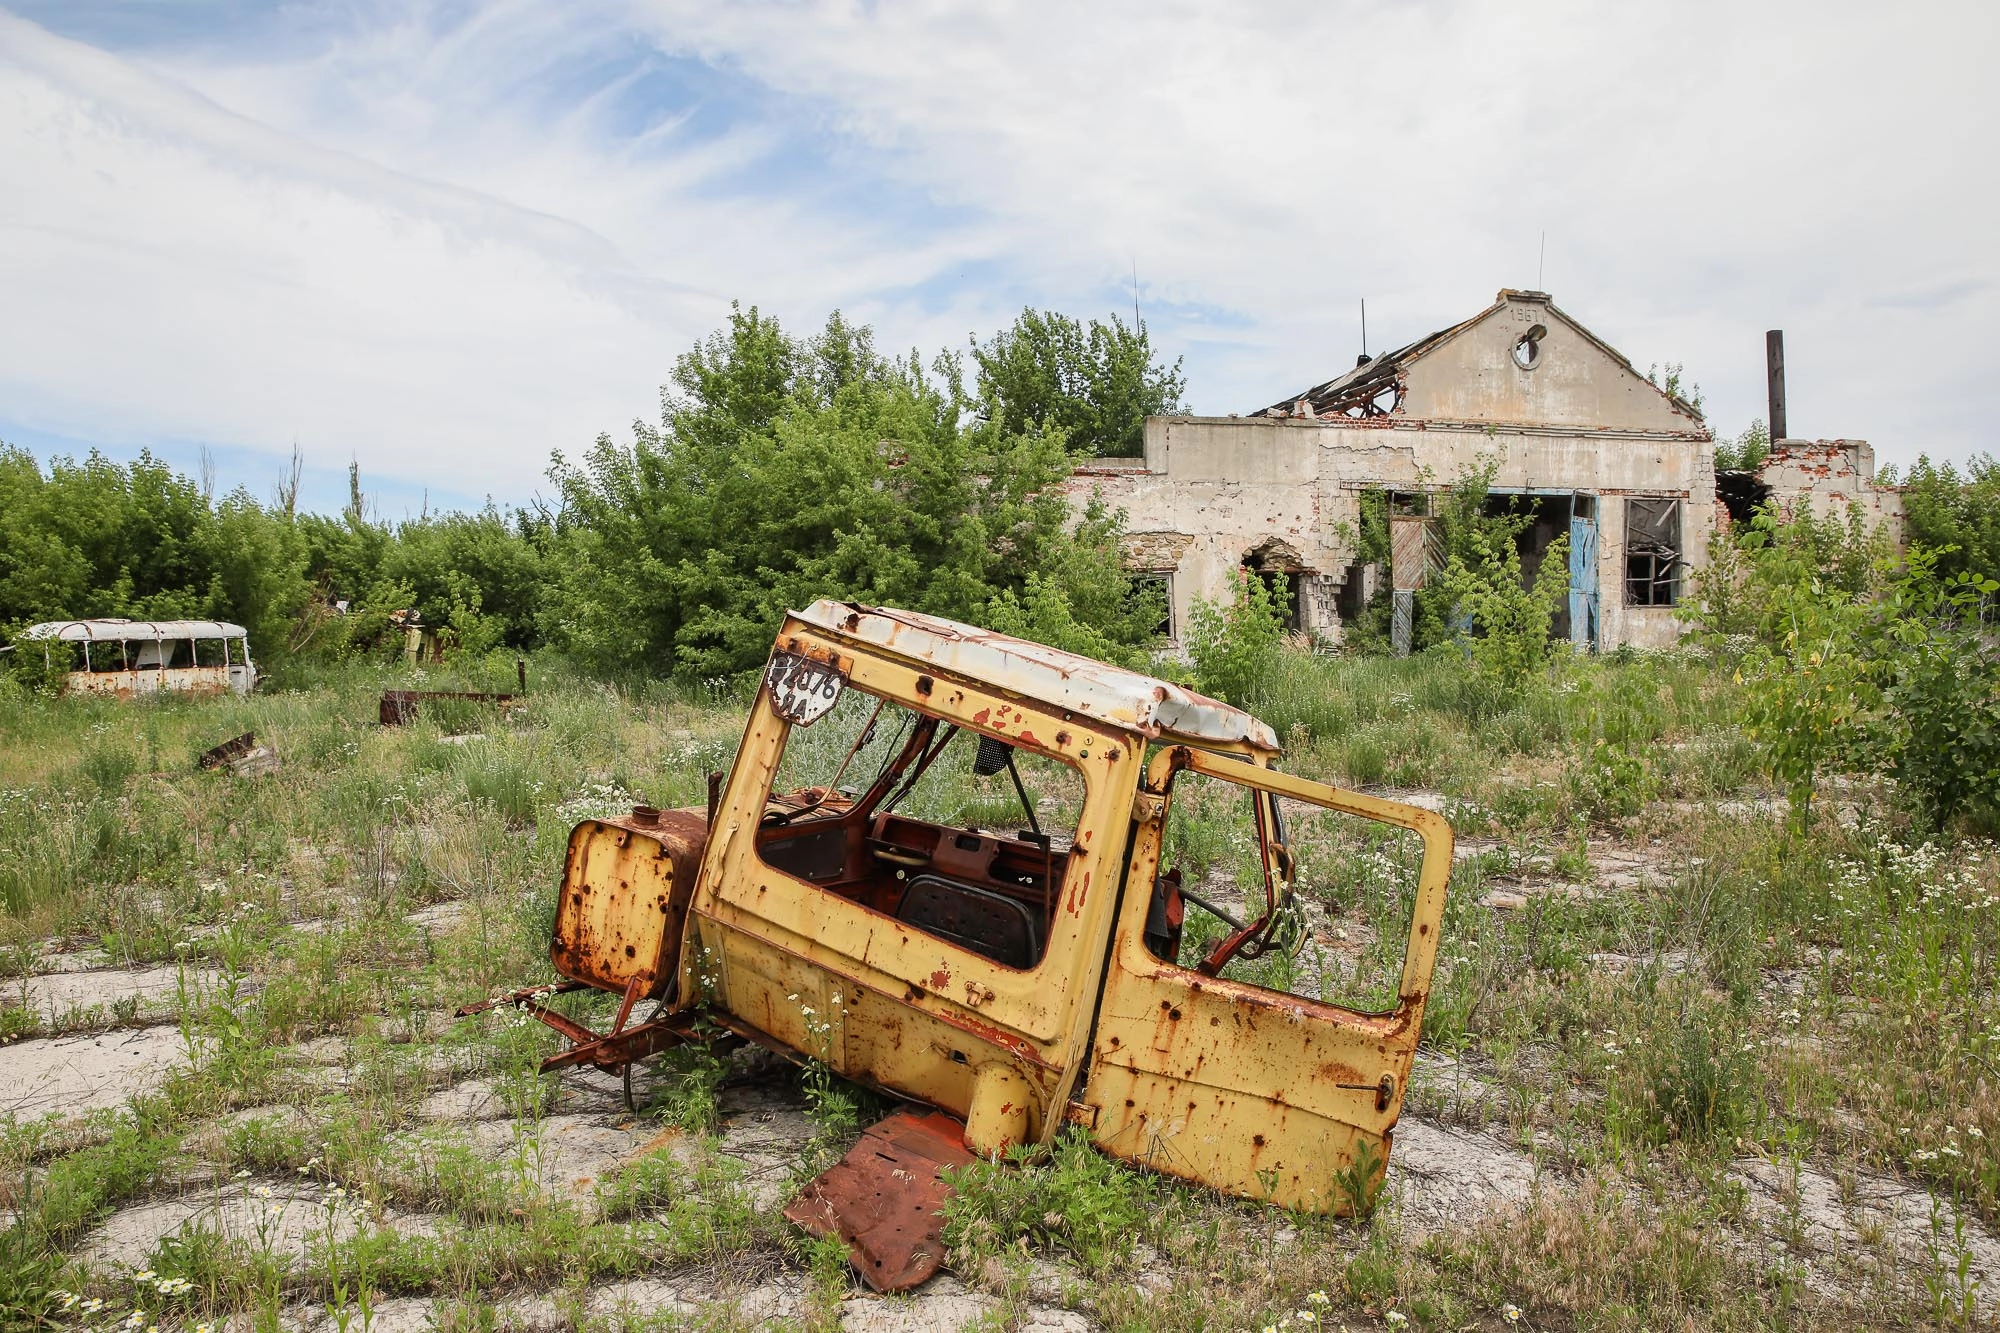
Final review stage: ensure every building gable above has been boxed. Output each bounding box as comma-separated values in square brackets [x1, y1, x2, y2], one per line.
[1264, 290, 1706, 437]
[1398, 291, 1703, 433]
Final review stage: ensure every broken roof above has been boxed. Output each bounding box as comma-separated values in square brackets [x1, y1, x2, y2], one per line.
[19, 618, 249, 643]
[1259, 289, 1703, 422]
[791, 600, 1281, 753]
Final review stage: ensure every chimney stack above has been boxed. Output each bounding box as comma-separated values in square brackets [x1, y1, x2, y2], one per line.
[1766, 330, 1787, 441]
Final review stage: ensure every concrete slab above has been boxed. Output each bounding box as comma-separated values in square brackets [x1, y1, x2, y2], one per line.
[1385, 1118, 1539, 1235]
[80, 1183, 360, 1272]
[8, 966, 220, 1027]
[841, 1275, 996, 1332]
[0, 1027, 188, 1117]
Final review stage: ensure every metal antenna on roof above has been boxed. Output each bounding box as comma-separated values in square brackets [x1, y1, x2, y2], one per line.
[1360, 298, 1368, 358]
[1538, 231, 1546, 290]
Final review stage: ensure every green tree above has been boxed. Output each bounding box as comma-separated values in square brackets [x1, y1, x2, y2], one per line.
[985, 498, 1166, 667]
[1870, 547, 2000, 831]
[1897, 454, 2000, 582]
[0, 445, 312, 666]
[1186, 569, 1287, 704]
[1437, 524, 1572, 688]
[971, 309, 1186, 458]
[545, 305, 1153, 678]
[1714, 418, 1771, 472]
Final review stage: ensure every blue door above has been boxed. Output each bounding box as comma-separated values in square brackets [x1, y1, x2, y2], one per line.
[1569, 513, 1599, 651]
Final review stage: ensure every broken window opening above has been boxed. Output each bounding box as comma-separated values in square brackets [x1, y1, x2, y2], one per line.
[755, 686, 1087, 972]
[1127, 573, 1173, 641]
[1483, 493, 1575, 642]
[1625, 498, 1683, 606]
[1716, 471, 1773, 526]
[1243, 543, 1306, 632]
[1512, 322, 1547, 371]
[1145, 763, 1422, 1016]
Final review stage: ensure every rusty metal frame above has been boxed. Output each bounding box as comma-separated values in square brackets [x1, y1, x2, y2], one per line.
[1078, 744, 1452, 1212]
[454, 980, 704, 1075]
[1158, 746, 1451, 1004]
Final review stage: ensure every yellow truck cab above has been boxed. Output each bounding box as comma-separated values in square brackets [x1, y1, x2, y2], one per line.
[472, 601, 1452, 1289]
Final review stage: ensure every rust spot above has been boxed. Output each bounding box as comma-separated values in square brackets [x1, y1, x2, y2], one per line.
[915, 675, 934, 696]
[1056, 731, 1071, 746]
[1065, 869, 1091, 915]
[972, 707, 991, 726]
[930, 969, 951, 991]
[1253, 1134, 1266, 1148]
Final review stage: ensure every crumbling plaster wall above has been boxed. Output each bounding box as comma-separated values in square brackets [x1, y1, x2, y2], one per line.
[1756, 440, 1904, 542]
[1401, 293, 1704, 435]
[1065, 415, 1715, 650]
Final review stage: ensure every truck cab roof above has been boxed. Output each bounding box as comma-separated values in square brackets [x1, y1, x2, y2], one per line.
[792, 599, 1280, 755]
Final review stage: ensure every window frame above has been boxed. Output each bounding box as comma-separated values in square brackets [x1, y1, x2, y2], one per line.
[712, 642, 1124, 1038]
[1624, 497, 1684, 608]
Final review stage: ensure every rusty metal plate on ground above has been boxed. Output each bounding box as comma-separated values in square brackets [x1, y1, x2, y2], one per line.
[197, 732, 258, 770]
[783, 1108, 976, 1293]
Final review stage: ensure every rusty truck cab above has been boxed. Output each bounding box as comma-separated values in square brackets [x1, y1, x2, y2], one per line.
[486, 601, 1451, 1288]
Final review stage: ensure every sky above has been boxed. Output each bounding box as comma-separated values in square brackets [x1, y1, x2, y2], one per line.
[1, 1, 1993, 518]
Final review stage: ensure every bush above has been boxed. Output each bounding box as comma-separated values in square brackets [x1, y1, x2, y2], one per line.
[0, 633, 72, 697]
[544, 306, 1166, 679]
[1186, 568, 1287, 704]
[1608, 987, 1759, 1147]
[1897, 452, 2000, 583]
[1708, 508, 2000, 832]
[1873, 551, 2000, 830]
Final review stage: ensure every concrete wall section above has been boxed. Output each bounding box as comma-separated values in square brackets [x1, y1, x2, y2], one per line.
[1756, 440, 1904, 542]
[1067, 414, 1717, 650]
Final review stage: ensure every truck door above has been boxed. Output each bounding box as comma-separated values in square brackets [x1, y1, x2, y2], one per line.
[1081, 746, 1451, 1213]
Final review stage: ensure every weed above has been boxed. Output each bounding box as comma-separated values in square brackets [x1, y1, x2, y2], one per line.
[802, 1227, 851, 1331]
[941, 1129, 1152, 1273]
[1332, 1135, 1385, 1221]
[0, 1216, 69, 1333]
[1607, 984, 1760, 1148]
[639, 1045, 728, 1134]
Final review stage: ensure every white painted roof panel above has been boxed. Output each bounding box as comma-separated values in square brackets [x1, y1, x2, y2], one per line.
[791, 601, 1279, 753]
[19, 619, 248, 643]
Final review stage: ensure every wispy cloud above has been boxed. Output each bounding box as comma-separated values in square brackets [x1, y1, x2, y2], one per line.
[0, 0, 1993, 511]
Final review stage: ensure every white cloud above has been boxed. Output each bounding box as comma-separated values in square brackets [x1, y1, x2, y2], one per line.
[0, 0, 1994, 506]
[624, 0, 2000, 459]
[0, 9, 715, 501]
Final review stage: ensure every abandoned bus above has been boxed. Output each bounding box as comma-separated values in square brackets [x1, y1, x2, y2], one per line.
[16, 619, 257, 698]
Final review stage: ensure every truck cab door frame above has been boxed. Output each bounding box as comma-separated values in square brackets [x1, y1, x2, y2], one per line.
[1081, 745, 1452, 1212]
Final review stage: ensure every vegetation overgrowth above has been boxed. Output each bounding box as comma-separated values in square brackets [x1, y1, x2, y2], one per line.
[2, 600, 1997, 1328]
[2, 305, 1182, 687]
[3, 302, 1999, 1330]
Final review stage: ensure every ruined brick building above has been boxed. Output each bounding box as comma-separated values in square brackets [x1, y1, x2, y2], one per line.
[1065, 289, 1901, 651]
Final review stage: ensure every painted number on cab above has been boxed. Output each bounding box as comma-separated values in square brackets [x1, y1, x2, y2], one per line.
[765, 651, 846, 726]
